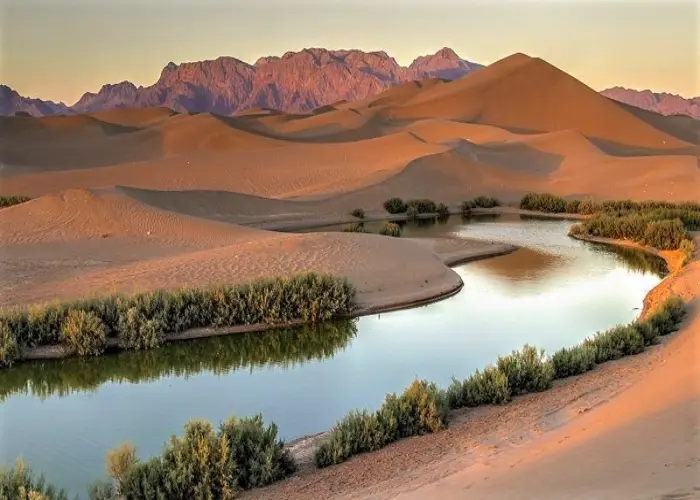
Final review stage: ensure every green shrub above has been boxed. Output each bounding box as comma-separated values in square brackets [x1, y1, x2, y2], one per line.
[632, 321, 658, 345]
[108, 415, 296, 499]
[642, 219, 688, 250]
[0, 459, 69, 500]
[496, 344, 554, 395]
[0, 273, 356, 361]
[564, 199, 581, 214]
[0, 196, 32, 209]
[383, 197, 407, 214]
[406, 199, 437, 214]
[519, 192, 568, 213]
[0, 321, 20, 368]
[341, 222, 366, 233]
[585, 324, 645, 363]
[679, 238, 696, 266]
[646, 295, 686, 336]
[350, 208, 365, 219]
[378, 221, 402, 237]
[436, 202, 450, 218]
[551, 343, 597, 379]
[472, 196, 501, 208]
[61, 310, 107, 356]
[315, 380, 447, 468]
[405, 205, 419, 220]
[577, 198, 600, 215]
[460, 200, 475, 215]
[446, 365, 510, 409]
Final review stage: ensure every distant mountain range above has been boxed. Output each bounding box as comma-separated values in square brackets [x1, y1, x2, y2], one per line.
[2, 47, 698, 118]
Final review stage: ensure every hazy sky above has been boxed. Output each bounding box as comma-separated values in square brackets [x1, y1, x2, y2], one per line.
[2, 0, 698, 105]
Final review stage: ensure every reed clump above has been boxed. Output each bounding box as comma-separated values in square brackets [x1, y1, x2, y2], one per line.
[0, 273, 355, 367]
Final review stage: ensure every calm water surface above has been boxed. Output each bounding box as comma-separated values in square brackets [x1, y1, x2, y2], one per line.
[0, 216, 667, 496]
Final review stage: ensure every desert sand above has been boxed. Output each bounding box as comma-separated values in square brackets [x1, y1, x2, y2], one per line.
[1, 53, 699, 498]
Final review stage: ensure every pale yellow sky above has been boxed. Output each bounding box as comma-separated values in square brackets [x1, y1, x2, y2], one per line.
[1, 0, 698, 105]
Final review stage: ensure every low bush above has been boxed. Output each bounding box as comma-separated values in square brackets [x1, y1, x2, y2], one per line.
[61, 310, 107, 356]
[585, 324, 645, 364]
[106, 415, 296, 499]
[405, 205, 419, 220]
[0, 321, 20, 368]
[383, 197, 407, 214]
[551, 343, 597, 379]
[0, 196, 32, 209]
[496, 344, 554, 395]
[461, 196, 501, 213]
[679, 238, 696, 267]
[642, 219, 688, 250]
[436, 202, 450, 218]
[350, 208, 365, 219]
[314, 380, 447, 468]
[446, 365, 510, 409]
[341, 222, 366, 233]
[406, 199, 437, 214]
[0, 273, 356, 362]
[646, 295, 686, 337]
[378, 221, 402, 237]
[0, 459, 69, 500]
[519, 192, 568, 213]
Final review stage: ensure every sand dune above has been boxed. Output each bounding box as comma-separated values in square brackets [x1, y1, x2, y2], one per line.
[89, 107, 180, 127]
[385, 54, 694, 152]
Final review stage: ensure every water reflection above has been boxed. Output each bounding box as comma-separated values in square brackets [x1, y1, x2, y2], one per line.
[0, 321, 358, 401]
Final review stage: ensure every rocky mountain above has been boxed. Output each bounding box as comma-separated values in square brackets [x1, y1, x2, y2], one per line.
[2, 48, 698, 118]
[0, 85, 72, 117]
[601, 87, 699, 118]
[4, 48, 484, 116]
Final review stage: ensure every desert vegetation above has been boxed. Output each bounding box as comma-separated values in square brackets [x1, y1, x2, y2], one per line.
[350, 207, 365, 219]
[519, 193, 698, 261]
[0, 273, 355, 367]
[341, 222, 366, 233]
[378, 221, 402, 237]
[383, 197, 449, 218]
[461, 196, 501, 214]
[0, 459, 70, 500]
[0, 195, 32, 208]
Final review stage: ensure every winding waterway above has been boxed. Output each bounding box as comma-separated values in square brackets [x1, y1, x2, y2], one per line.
[0, 215, 667, 496]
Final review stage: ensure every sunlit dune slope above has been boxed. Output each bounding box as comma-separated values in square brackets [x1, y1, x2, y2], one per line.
[385, 54, 694, 151]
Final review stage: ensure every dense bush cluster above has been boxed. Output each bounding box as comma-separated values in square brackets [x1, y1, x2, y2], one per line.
[516, 191, 700, 261]
[101, 415, 296, 499]
[405, 199, 438, 214]
[520, 193, 700, 219]
[383, 197, 408, 214]
[0, 195, 32, 208]
[341, 222, 366, 233]
[461, 196, 501, 213]
[0, 460, 70, 500]
[436, 202, 450, 218]
[0, 273, 356, 367]
[571, 214, 691, 252]
[6, 296, 687, 497]
[378, 221, 402, 237]
[350, 208, 365, 219]
[314, 380, 448, 468]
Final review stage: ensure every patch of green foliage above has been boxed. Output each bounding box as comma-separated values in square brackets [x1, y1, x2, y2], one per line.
[314, 380, 448, 468]
[0, 459, 71, 500]
[383, 197, 407, 214]
[341, 222, 366, 233]
[0, 273, 355, 367]
[0, 196, 32, 209]
[350, 208, 365, 219]
[378, 221, 402, 237]
[101, 415, 296, 499]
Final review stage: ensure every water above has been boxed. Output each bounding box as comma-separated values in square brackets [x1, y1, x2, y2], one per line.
[0, 216, 667, 496]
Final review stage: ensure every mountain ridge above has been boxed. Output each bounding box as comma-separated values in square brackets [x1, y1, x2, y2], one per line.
[2, 47, 698, 119]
